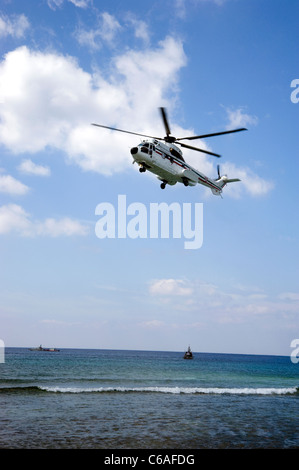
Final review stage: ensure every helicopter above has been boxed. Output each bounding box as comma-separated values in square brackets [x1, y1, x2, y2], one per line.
[92, 107, 247, 196]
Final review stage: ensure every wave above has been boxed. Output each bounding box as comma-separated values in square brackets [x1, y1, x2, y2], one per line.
[0, 385, 298, 396]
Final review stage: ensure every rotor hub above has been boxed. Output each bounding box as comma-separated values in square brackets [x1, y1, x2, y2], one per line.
[164, 136, 176, 143]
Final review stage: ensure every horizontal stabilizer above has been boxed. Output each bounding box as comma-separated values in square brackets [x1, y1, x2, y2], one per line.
[226, 178, 241, 183]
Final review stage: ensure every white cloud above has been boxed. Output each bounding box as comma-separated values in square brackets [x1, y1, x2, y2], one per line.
[0, 204, 31, 235]
[36, 218, 89, 237]
[47, 0, 91, 9]
[18, 159, 51, 177]
[0, 172, 29, 195]
[0, 204, 89, 237]
[69, 0, 91, 7]
[220, 162, 274, 197]
[201, 0, 228, 5]
[226, 107, 258, 129]
[0, 13, 30, 39]
[47, 0, 64, 9]
[125, 14, 150, 45]
[75, 12, 122, 50]
[99, 12, 122, 43]
[149, 279, 193, 297]
[140, 320, 166, 329]
[175, 0, 228, 18]
[174, 0, 188, 19]
[40, 319, 81, 326]
[75, 29, 100, 51]
[0, 38, 186, 176]
[278, 292, 299, 302]
[0, 46, 93, 153]
[146, 277, 296, 327]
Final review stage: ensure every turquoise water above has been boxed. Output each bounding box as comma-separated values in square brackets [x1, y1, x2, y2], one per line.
[0, 348, 298, 448]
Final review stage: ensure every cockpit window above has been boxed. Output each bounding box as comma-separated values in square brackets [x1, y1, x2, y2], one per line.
[140, 145, 149, 154]
[170, 147, 185, 162]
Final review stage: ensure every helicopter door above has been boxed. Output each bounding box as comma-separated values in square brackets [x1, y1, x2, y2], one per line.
[150, 144, 158, 164]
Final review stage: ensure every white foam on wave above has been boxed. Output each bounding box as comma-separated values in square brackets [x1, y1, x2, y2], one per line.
[39, 386, 298, 395]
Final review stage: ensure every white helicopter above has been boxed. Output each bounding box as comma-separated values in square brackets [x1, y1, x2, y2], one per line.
[92, 107, 247, 195]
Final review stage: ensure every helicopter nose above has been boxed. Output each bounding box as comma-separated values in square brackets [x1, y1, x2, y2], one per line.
[130, 147, 138, 155]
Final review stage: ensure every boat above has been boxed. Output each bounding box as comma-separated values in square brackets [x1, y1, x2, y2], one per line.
[183, 346, 193, 359]
[29, 344, 60, 352]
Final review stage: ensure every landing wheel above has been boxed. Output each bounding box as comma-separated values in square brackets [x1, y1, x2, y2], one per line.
[182, 177, 189, 187]
[160, 182, 166, 189]
[139, 166, 146, 173]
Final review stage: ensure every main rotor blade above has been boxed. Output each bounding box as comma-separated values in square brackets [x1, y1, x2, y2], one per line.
[177, 128, 247, 141]
[91, 123, 161, 140]
[177, 142, 221, 158]
[159, 107, 171, 137]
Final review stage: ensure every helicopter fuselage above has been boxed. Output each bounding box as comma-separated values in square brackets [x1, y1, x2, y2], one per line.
[130, 138, 223, 194]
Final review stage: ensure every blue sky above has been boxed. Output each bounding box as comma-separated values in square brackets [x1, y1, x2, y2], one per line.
[0, 0, 298, 355]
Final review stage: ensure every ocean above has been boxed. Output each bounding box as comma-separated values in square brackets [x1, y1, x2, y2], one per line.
[0, 348, 298, 449]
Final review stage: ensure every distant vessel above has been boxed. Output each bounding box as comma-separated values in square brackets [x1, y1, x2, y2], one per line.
[29, 345, 60, 352]
[183, 346, 193, 359]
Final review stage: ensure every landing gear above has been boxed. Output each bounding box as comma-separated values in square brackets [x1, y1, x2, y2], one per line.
[160, 182, 166, 189]
[139, 166, 146, 173]
[182, 177, 189, 187]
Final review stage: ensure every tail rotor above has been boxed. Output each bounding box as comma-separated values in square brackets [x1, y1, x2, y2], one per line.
[215, 164, 226, 181]
[214, 164, 241, 193]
